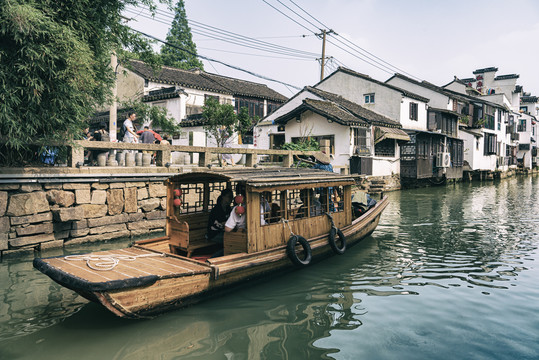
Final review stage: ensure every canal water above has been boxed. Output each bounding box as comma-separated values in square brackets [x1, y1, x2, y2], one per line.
[1, 176, 538, 359]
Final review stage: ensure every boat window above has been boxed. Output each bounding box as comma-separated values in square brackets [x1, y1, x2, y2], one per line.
[287, 189, 305, 220]
[318, 186, 345, 214]
[171, 181, 228, 215]
[260, 190, 285, 225]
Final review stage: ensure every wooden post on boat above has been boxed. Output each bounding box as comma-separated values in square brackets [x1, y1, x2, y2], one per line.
[246, 189, 259, 253]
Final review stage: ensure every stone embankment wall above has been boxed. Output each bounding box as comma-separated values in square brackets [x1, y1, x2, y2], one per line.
[0, 181, 168, 258]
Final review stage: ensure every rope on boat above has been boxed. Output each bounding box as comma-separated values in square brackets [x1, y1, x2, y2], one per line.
[281, 218, 295, 236]
[64, 252, 166, 271]
[324, 212, 337, 230]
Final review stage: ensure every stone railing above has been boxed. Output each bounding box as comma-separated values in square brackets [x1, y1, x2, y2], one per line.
[70, 140, 319, 168]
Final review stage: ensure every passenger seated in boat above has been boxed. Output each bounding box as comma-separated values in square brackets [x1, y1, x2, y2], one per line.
[226, 183, 247, 232]
[206, 188, 233, 250]
[225, 203, 246, 232]
[295, 189, 322, 219]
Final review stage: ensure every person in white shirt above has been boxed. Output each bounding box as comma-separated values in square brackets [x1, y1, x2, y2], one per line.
[122, 112, 139, 143]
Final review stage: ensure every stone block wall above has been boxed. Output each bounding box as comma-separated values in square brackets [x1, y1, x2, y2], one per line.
[0, 181, 167, 258]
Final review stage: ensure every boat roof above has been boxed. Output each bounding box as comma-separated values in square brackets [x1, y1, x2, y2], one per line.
[168, 168, 355, 190]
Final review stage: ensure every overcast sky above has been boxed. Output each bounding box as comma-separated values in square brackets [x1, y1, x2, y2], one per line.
[126, 0, 539, 99]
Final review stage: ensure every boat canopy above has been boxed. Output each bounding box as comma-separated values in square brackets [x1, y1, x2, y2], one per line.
[168, 168, 355, 191]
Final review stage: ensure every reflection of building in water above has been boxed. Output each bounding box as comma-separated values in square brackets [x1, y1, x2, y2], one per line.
[0, 257, 87, 341]
[111, 291, 361, 359]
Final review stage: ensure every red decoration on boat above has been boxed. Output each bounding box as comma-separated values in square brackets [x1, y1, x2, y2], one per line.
[174, 189, 182, 197]
[173, 198, 182, 207]
[234, 195, 244, 204]
[235, 205, 245, 215]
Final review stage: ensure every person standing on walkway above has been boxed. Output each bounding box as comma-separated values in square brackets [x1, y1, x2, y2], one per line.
[140, 126, 155, 144]
[122, 112, 139, 144]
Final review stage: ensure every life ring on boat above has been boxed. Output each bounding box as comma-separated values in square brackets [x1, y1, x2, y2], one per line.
[286, 235, 312, 266]
[328, 227, 346, 255]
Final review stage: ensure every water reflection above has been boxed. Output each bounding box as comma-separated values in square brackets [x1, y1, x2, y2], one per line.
[1, 178, 538, 359]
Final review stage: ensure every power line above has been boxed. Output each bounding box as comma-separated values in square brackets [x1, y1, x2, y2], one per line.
[124, 8, 317, 60]
[287, 0, 422, 80]
[260, 0, 315, 33]
[197, 46, 313, 61]
[132, 6, 320, 58]
[263, 0, 423, 81]
[130, 28, 302, 90]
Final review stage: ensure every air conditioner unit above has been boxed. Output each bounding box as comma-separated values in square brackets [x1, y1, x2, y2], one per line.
[436, 152, 451, 167]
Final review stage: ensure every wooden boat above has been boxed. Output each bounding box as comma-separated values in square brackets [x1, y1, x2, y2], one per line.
[34, 168, 388, 318]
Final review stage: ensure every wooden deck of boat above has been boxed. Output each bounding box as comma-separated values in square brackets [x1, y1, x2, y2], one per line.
[39, 247, 211, 285]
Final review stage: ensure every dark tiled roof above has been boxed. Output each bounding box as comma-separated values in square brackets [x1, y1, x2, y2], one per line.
[473, 67, 498, 74]
[142, 88, 185, 102]
[274, 98, 369, 127]
[521, 96, 539, 103]
[428, 107, 460, 117]
[388, 74, 472, 104]
[494, 74, 519, 81]
[179, 113, 207, 127]
[514, 85, 523, 93]
[201, 73, 287, 102]
[129, 60, 230, 94]
[460, 78, 476, 83]
[306, 86, 401, 127]
[129, 60, 287, 102]
[443, 88, 506, 110]
[323, 67, 430, 103]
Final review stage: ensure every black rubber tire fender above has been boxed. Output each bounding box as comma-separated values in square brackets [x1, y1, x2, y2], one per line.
[286, 235, 312, 266]
[328, 227, 346, 255]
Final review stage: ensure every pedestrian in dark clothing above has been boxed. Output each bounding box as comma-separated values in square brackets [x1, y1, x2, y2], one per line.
[207, 188, 233, 257]
[140, 126, 155, 144]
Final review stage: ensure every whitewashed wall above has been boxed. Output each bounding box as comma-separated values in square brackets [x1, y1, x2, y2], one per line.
[399, 96, 428, 131]
[386, 77, 450, 110]
[284, 111, 350, 172]
[317, 72, 402, 121]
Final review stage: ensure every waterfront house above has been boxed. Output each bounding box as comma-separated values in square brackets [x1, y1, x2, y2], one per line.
[449, 67, 536, 172]
[254, 86, 408, 176]
[385, 74, 466, 180]
[116, 60, 287, 162]
[313, 67, 469, 183]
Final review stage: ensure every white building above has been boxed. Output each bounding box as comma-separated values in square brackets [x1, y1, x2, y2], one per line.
[116, 60, 287, 163]
[255, 86, 408, 176]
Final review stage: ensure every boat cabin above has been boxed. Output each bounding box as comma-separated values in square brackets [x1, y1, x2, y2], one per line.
[161, 168, 356, 259]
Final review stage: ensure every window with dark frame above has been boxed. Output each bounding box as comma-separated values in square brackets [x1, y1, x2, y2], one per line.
[483, 133, 497, 155]
[364, 93, 375, 104]
[353, 127, 371, 155]
[409, 102, 418, 121]
[374, 139, 396, 157]
[204, 94, 219, 104]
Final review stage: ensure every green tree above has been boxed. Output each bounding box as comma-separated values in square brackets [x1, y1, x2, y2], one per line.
[121, 99, 181, 136]
[160, 0, 203, 71]
[202, 99, 253, 148]
[0, 0, 164, 165]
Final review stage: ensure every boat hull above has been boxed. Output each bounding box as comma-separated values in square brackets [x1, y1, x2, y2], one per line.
[35, 197, 388, 318]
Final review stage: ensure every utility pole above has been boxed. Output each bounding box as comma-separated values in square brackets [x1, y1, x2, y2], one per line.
[316, 29, 335, 81]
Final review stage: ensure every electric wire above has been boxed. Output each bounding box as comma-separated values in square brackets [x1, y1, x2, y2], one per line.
[130, 28, 302, 90]
[124, 8, 316, 60]
[262, 0, 422, 81]
[284, 0, 422, 80]
[128, 6, 319, 59]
